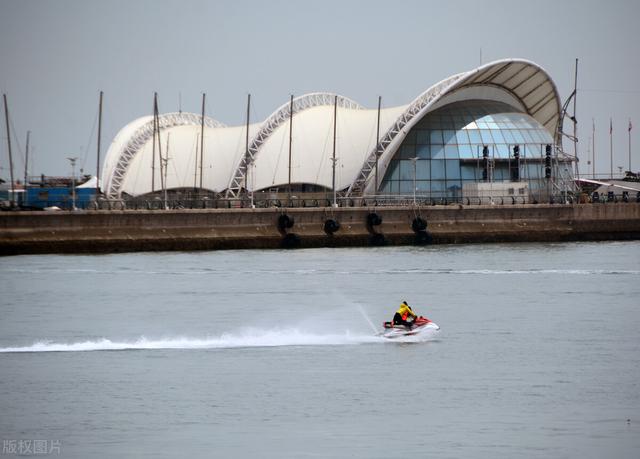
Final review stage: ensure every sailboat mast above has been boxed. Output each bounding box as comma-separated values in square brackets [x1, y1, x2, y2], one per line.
[96, 91, 103, 193]
[151, 93, 157, 193]
[24, 130, 30, 206]
[572, 58, 579, 180]
[3, 94, 15, 207]
[155, 94, 164, 193]
[592, 119, 596, 178]
[332, 95, 337, 207]
[375, 96, 381, 193]
[245, 93, 251, 197]
[199, 93, 205, 190]
[288, 94, 293, 203]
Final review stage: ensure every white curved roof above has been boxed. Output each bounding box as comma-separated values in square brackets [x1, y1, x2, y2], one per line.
[102, 59, 561, 198]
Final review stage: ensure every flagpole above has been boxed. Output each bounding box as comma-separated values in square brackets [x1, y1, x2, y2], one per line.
[572, 58, 579, 180]
[610, 118, 613, 179]
[629, 119, 632, 173]
[592, 119, 595, 178]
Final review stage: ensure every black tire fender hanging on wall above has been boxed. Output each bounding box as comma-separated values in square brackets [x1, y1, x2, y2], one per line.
[366, 212, 382, 227]
[411, 217, 427, 233]
[281, 233, 301, 248]
[278, 214, 294, 232]
[414, 230, 433, 245]
[323, 219, 340, 235]
[369, 233, 386, 246]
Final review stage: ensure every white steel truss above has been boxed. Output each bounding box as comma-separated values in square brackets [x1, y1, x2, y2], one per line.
[225, 92, 363, 198]
[106, 112, 225, 199]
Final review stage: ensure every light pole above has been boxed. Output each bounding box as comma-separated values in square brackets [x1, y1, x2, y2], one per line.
[67, 157, 78, 210]
[410, 157, 418, 205]
[162, 155, 169, 209]
[331, 156, 338, 208]
[162, 133, 171, 210]
[250, 161, 255, 209]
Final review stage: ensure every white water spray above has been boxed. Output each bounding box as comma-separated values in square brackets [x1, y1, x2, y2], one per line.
[0, 326, 439, 354]
[354, 303, 380, 334]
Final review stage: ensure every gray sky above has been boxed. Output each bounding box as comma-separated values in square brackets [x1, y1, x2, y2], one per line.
[1, 0, 639, 178]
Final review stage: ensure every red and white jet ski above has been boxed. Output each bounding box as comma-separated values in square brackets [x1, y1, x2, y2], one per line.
[381, 316, 440, 339]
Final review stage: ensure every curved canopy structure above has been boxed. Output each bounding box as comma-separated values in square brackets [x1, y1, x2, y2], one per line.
[101, 58, 566, 200]
[348, 59, 561, 195]
[226, 92, 363, 197]
[103, 112, 226, 199]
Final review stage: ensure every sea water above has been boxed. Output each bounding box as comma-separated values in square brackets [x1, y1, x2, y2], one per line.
[1, 242, 639, 458]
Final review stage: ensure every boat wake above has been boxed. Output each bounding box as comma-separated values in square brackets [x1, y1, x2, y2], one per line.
[0, 327, 439, 353]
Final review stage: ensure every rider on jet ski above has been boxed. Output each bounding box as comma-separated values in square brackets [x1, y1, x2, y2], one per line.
[393, 301, 417, 329]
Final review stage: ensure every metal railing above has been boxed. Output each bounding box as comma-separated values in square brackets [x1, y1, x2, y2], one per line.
[6, 191, 640, 212]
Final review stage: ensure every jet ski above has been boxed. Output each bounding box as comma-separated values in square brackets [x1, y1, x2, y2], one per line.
[381, 316, 440, 339]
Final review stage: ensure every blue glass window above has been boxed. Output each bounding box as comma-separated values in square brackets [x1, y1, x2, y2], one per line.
[404, 130, 416, 144]
[490, 129, 506, 144]
[467, 130, 482, 144]
[416, 144, 430, 159]
[379, 99, 570, 197]
[431, 145, 445, 159]
[527, 129, 543, 143]
[399, 160, 413, 180]
[416, 130, 430, 144]
[430, 180, 445, 193]
[430, 130, 443, 144]
[496, 144, 510, 158]
[447, 180, 463, 196]
[399, 180, 413, 194]
[386, 161, 400, 180]
[443, 130, 457, 145]
[527, 144, 543, 158]
[431, 159, 445, 178]
[416, 181, 430, 192]
[444, 145, 459, 159]
[416, 159, 430, 179]
[445, 160, 461, 179]
[458, 144, 475, 158]
[399, 144, 415, 159]
[526, 163, 540, 180]
[522, 130, 535, 143]
[461, 165, 477, 180]
[479, 130, 494, 144]
[502, 130, 516, 144]
[456, 129, 470, 144]
[511, 130, 526, 144]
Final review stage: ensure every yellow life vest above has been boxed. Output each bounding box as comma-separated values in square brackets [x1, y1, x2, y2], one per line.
[396, 303, 416, 321]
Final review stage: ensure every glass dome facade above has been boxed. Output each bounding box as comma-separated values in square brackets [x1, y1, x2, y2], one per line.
[379, 100, 563, 199]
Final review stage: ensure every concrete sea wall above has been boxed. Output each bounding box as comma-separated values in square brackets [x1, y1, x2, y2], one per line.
[1, 203, 639, 255]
